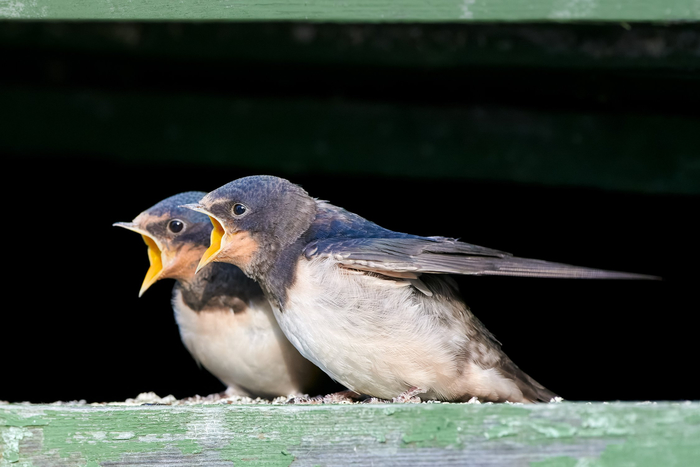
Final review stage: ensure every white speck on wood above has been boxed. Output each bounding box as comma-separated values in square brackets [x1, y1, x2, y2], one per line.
[549, 0, 598, 19]
[1, 426, 33, 464]
[123, 392, 178, 405]
[460, 0, 476, 19]
[0, 1, 25, 18]
[0, 0, 46, 18]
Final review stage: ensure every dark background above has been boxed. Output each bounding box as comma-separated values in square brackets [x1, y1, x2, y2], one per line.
[1, 22, 698, 403]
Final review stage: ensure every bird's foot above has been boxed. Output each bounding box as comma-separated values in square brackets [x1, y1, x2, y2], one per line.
[392, 387, 425, 403]
[288, 390, 363, 404]
[179, 394, 209, 404]
[181, 386, 251, 404]
[287, 394, 314, 404]
[363, 397, 390, 404]
[180, 391, 228, 404]
[321, 389, 363, 404]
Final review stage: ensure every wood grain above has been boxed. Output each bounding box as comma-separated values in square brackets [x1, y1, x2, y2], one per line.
[2, 402, 700, 466]
[1, 0, 699, 21]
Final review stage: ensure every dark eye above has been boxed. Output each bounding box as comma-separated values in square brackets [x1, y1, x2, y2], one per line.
[232, 203, 247, 216]
[168, 219, 184, 233]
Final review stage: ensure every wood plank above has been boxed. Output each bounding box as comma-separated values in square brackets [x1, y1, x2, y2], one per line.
[1, 0, 699, 21]
[2, 22, 700, 70]
[1, 22, 699, 195]
[2, 85, 699, 195]
[2, 402, 699, 466]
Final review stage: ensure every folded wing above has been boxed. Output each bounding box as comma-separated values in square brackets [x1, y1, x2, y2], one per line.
[303, 237, 658, 280]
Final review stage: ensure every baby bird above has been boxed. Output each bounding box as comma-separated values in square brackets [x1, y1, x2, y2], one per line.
[184, 176, 657, 403]
[114, 191, 328, 399]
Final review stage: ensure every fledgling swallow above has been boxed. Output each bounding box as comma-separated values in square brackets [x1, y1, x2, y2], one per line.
[114, 191, 331, 399]
[184, 176, 657, 403]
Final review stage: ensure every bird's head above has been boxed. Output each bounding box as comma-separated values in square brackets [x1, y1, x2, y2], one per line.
[182, 175, 317, 277]
[113, 191, 211, 296]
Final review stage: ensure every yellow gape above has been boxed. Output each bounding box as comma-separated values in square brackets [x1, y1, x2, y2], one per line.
[197, 216, 225, 273]
[139, 235, 164, 297]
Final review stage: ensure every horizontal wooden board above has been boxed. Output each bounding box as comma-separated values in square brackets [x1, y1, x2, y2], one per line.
[0, 22, 700, 193]
[1, 0, 699, 21]
[2, 402, 699, 466]
[2, 85, 699, 195]
[1, 22, 698, 194]
[2, 22, 700, 70]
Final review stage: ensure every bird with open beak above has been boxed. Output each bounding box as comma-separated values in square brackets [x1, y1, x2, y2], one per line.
[114, 191, 330, 399]
[184, 176, 658, 403]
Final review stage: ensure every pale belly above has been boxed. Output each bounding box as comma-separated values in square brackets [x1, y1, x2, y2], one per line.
[276, 258, 475, 400]
[172, 289, 316, 397]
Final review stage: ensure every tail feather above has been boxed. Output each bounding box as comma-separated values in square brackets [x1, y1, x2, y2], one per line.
[499, 357, 559, 403]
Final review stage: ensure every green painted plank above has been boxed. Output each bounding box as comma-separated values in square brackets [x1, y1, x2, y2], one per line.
[2, 402, 700, 466]
[2, 22, 700, 70]
[1, 0, 699, 21]
[2, 86, 699, 195]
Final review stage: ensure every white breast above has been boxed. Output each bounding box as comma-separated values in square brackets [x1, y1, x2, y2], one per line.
[172, 289, 316, 397]
[273, 258, 463, 399]
[275, 257, 523, 401]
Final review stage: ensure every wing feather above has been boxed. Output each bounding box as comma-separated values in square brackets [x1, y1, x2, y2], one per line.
[303, 237, 658, 280]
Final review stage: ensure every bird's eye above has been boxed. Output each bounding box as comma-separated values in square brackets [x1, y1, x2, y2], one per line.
[168, 219, 184, 233]
[232, 203, 247, 216]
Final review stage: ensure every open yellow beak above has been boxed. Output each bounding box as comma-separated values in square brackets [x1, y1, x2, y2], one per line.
[139, 235, 165, 297]
[113, 221, 166, 297]
[177, 203, 228, 275]
[196, 216, 226, 273]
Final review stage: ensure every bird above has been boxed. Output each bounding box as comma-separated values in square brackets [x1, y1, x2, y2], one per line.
[183, 176, 657, 403]
[113, 191, 331, 399]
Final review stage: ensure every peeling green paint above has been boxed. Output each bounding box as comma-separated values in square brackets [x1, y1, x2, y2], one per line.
[396, 403, 504, 447]
[1, 0, 698, 21]
[1, 426, 33, 465]
[2, 403, 700, 466]
[39, 408, 203, 464]
[531, 456, 579, 467]
[0, 411, 49, 428]
[0, 407, 205, 466]
[684, 413, 700, 425]
[597, 438, 700, 467]
[219, 407, 297, 466]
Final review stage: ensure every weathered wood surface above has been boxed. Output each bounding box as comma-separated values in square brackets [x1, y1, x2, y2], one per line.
[1, 22, 699, 195]
[1, 0, 699, 21]
[2, 402, 699, 466]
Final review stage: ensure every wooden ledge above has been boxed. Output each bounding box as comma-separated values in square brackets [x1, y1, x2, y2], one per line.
[2, 401, 699, 465]
[1, 0, 699, 21]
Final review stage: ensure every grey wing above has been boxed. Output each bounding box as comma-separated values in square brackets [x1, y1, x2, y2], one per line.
[303, 237, 658, 280]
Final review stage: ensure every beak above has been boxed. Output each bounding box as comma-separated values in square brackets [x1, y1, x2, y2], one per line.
[180, 203, 230, 274]
[180, 203, 228, 274]
[113, 221, 166, 297]
[197, 215, 227, 274]
[180, 203, 208, 215]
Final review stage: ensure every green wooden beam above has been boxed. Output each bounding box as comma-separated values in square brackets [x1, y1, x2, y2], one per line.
[2, 402, 699, 465]
[2, 86, 699, 195]
[2, 22, 700, 70]
[2, 22, 699, 194]
[1, 0, 699, 21]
